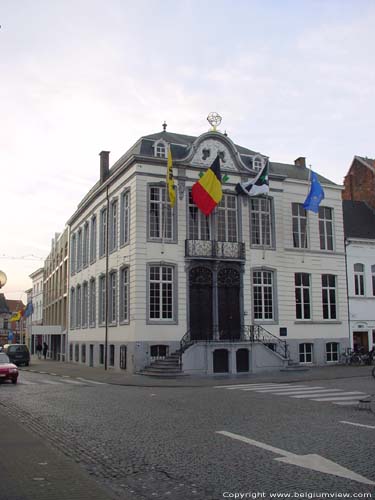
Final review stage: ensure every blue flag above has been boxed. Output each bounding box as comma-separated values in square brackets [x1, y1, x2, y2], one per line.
[303, 171, 324, 213]
[24, 301, 34, 318]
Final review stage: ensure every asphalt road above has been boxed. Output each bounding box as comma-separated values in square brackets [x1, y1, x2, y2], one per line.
[1, 371, 375, 500]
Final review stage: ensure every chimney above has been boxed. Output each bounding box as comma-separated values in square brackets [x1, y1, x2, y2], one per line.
[294, 157, 306, 168]
[100, 151, 110, 183]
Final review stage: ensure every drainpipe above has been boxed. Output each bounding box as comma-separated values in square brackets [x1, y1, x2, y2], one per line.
[344, 239, 352, 349]
[104, 185, 110, 370]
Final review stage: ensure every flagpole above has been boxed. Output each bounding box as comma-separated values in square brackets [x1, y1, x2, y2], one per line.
[301, 166, 312, 264]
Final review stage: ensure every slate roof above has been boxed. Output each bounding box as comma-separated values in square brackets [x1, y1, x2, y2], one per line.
[342, 200, 375, 239]
[0, 294, 9, 315]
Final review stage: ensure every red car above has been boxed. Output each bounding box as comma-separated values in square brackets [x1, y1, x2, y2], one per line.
[0, 352, 19, 384]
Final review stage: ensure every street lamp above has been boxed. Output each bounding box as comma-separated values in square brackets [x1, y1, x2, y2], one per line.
[0, 271, 7, 289]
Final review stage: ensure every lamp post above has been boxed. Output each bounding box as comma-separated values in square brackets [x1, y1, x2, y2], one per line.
[0, 270, 7, 289]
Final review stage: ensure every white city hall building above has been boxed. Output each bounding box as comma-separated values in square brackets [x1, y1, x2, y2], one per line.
[67, 122, 349, 375]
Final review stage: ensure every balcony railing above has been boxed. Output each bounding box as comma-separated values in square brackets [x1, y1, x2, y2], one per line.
[185, 240, 245, 260]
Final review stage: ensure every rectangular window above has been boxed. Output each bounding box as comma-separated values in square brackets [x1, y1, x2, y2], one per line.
[70, 235, 76, 275]
[99, 344, 104, 365]
[354, 264, 365, 296]
[326, 342, 339, 362]
[372, 265, 375, 296]
[250, 198, 272, 247]
[90, 216, 97, 263]
[83, 222, 89, 267]
[252, 270, 274, 320]
[110, 200, 118, 252]
[76, 285, 81, 328]
[217, 194, 238, 242]
[149, 265, 174, 320]
[109, 344, 115, 367]
[99, 275, 106, 325]
[120, 190, 130, 246]
[82, 282, 88, 328]
[109, 271, 117, 324]
[120, 267, 129, 322]
[322, 274, 337, 319]
[77, 229, 82, 271]
[299, 343, 313, 363]
[99, 208, 107, 257]
[318, 207, 333, 251]
[70, 288, 75, 328]
[149, 186, 173, 240]
[295, 273, 311, 319]
[81, 344, 86, 364]
[188, 191, 210, 240]
[75, 344, 79, 362]
[292, 203, 308, 248]
[89, 278, 96, 327]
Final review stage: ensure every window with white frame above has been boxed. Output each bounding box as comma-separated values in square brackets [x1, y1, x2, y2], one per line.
[326, 342, 339, 362]
[292, 203, 308, 248]
[149, 186, 173, 241]
[354, 263, 365, 296]
[318, 207, 333, 250]
[155, 141, 166, 158]
[99, 275, 106, 325]
[253, 156, 263, 172]
[252, 269, 274, 320]
[76, 285, 81, 328]
[89, 278, 96, 327]
[90, 215, 97, 263]
[250, 198, 272, 247]
[120, 267, 129, 323]
[120, 190, 130, 246]
[110, 199, 118, 252]
[83, 222, 89, 267]
[77, 229, 82, 271]
[322, 274, 337, 319]
[149, 265, 174, 320]
[70, 287, 75, 328]
[82, 281, 88, 328]
[295, 273, 311, 320]
[109, 271, 117, 324]
[70, 234, 76, 275]
[371, 265, 375, 296]
[99, 207, 107, 257]
[188, 190, 210, 240]
[299, 343, 313, 363]
[217, 194, 238, 242]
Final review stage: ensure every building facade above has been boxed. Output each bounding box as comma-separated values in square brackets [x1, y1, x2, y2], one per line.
[67, 125, 349, 374]
[343, 200, 375, 352]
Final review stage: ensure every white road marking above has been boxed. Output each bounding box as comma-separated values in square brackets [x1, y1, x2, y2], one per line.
[58, 378, 85, 385]
[215, 383, 293, 389]
[291, 390, 347, 398]
[312, 395, 368, 402]
[216, 430, 375, 485]
[255, 386, 323, 394]
[39, 379, 62, 385]
[340, 421, 375, 430]
[76, 377, 107, 385]
[19, 380, 36, 385]
[334, 401, 358, 406]
[242, 385, 306, 392]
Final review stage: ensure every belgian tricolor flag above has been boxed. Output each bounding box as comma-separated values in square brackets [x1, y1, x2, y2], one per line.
[191, 156, 223, 216]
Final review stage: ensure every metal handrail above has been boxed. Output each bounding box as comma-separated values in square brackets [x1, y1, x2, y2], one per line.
[179, 325, 289, 360]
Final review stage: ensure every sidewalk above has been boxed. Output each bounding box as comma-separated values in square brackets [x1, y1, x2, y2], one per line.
[0, 408, 120, 500]
[19, 356, 375, 387]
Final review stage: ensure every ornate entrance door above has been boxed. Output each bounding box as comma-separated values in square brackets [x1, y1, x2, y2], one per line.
[218, 267, 241, 340]
[189, 267, 213, 340]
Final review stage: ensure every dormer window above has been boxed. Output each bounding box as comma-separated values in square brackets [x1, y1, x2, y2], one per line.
[154, 141, 167, 158]
[253, 156, 263, 172]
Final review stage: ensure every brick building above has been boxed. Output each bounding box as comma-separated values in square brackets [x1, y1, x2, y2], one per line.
[342, 156, 375, 209]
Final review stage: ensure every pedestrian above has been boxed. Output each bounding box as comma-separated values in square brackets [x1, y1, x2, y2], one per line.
[36, 343, 42, 360]
[42, 342, 48, 360]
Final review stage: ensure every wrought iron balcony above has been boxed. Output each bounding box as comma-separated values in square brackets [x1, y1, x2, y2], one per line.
[185, 240, 245, 260]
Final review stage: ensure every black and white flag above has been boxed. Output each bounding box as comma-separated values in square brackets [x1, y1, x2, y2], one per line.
[235, 160, 269, 197]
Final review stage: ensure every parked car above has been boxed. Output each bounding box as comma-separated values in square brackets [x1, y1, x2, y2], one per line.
[2, 344, 30, 366]
[0, 352, 19, 383]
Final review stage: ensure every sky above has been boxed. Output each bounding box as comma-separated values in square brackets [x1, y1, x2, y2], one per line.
[1, 0, 375, 301]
